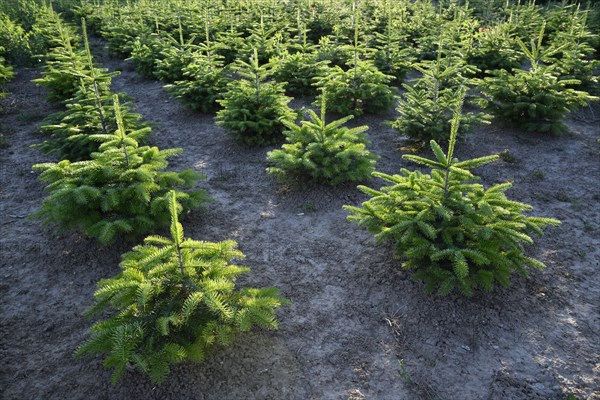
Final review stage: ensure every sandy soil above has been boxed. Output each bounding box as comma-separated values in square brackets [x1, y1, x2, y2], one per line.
[1, 47, 599, 399]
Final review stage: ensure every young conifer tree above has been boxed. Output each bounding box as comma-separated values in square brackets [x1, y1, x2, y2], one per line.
[316, 29, 354, 70]
[154, 17, 198, 83]
[216, 48, 295, 145]
[27, 2, 74, 55]
[305, 1, 335, 43]
[76, 191, 287, 384]
[272, 11, 328, 97]
[466, 22, 523, 76]
[128, 33, 165, 79]
[32, 96, 209, 244]
[124, 8, 168, 78]
[0, 51, 13, 100]
[0, 49, 13, 148]
[479, 23, 598, 134]
[390, 48, 490, 142]
[273, 50, 328, 98]
[0, 13, 34, 65]
[499, 0, 545, 43]
[544, 8, 599, 94]
[165, 11, 228, 112]
[35, 88, 148, 161]
[315, 2, 395, 116]
[239, 13, 284, 64]
[266, 89, 378, 185]
[35, 20, 147, 161]
[371, 0, 414, 85]
[32, 19, 92, 103]
[345, 91, 560, 296]
[101, 11, 152, 57]
[214, 20, 245, 65]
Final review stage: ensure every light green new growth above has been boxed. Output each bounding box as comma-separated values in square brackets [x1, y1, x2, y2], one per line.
[479, 23, 598, 134]
[216, 48, 295, 145]
[267, 88, 378, 185]
[345, 91, 560, 296]
[76, 191, 287, 384]
[32, 95, 208, 244]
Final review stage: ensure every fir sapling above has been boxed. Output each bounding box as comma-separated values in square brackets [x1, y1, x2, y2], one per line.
[34, 17, 115, 104]
[314, 5, 395, 116]
[305, 5, 335, 43]
[314, 53, 396, 117]
[315, 34, 353, 70]
[266, 89, 378, 185]
[214, 25, 245, 65]
[479, 23, 598, 134]
[0, 13, 34, 65]
[345, 92, 561, 297]
[287, 7, 311, 54]
[0, 52, 13, 100]
[545, 10, 599, 94]
[371, 0, 415, 85]
[216, 49, 296, 146]
[0, 50, 13, 149]
[76, 191, 288, 384]
[128, 33, 165, 79]
[166, 50, 228, 112]
[239, 14, 284, 64]
[498, 0, 545, 44]
[272, 12, 329, 97]
[154, 20, 199, 83]
[165, 20, 229, 112]
[32, 95, 210, 245]
[101, 14, 152, 57]
[35, 20, 142, 161]
[466, 22, 523, 76]
[32, 20, 90, 103]
[272, 50, 328, 97]
[35, 89, 149, 161]
[390, 53, 490, 142]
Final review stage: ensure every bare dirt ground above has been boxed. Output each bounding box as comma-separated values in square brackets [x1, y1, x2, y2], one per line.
[1, 46, 599, 399]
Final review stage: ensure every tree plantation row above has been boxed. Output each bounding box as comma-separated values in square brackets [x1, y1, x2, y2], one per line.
[0, 0, 597, 386]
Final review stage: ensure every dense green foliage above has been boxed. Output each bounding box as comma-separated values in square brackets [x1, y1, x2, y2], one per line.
[0, 13, 34, 64]
[466, 23, 523, 75]
[0, 50, 13, 148]
[128, 34, 165, 79]
[479, 24, 598, 134]
[239, 15, 284, 64]
[216, 49, 295, 145]
[154, 29, 198, 83]
[76, 191, 287, 383]
[316, 60, 395, 116]
[61, 0, 597, 133]
[271, 14, 328, 96]
[345, 100, 560, 296]
[101, 14, 151, 58]
[34, 20, 148, 161]
[32, 96, 209, 244]
[36, 89, 148, 161]
[165, 36, 228, 112]
[267, 91, 378, 185]
[272, 50, 327, 97]
[0, 2, 67, 66]
[391, 58, 490, 142]
[32, 19, 92, 103]
[0, 52, 13, 99]
[543, 6, 599, 94]
[315, 5, 395, 116]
